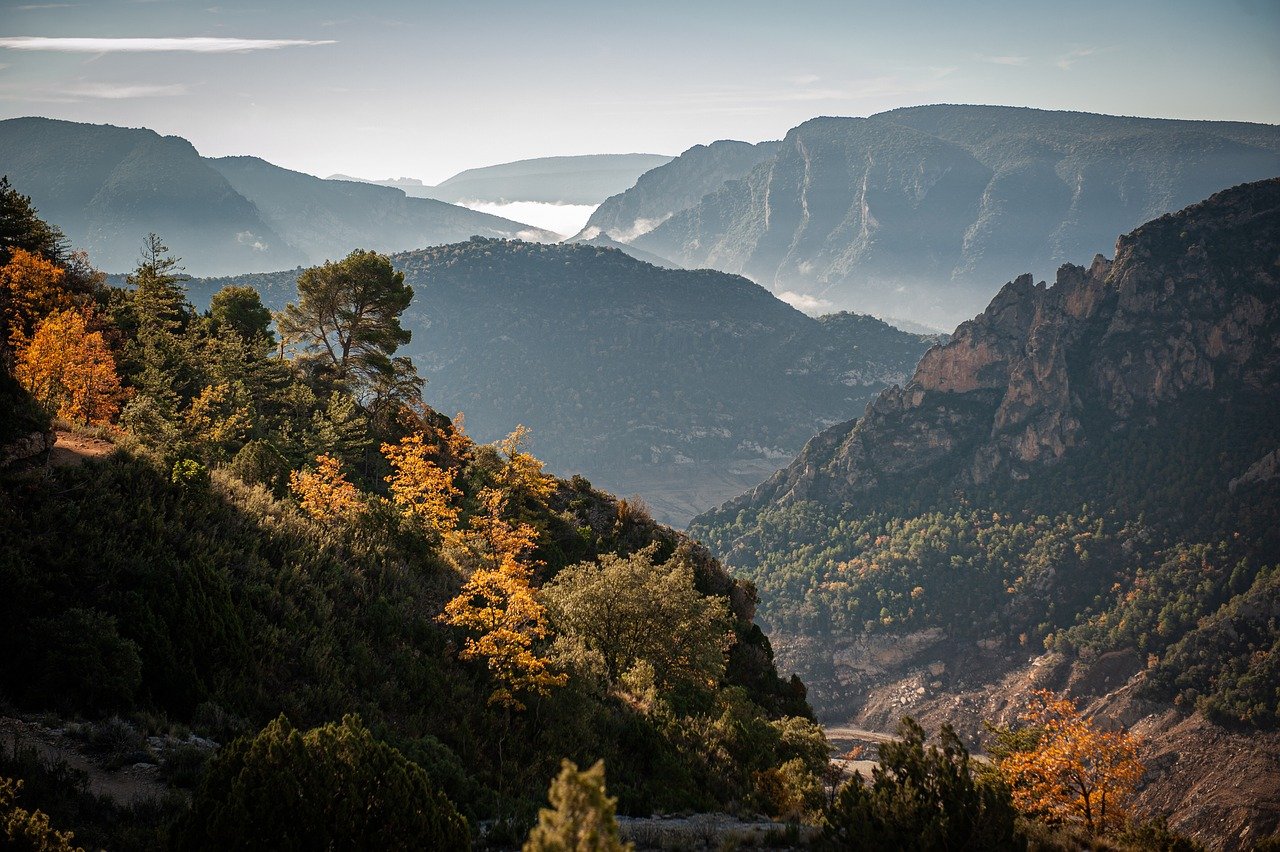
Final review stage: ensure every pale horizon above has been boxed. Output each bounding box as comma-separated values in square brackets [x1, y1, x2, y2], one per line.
[0, 0, 1276, 184]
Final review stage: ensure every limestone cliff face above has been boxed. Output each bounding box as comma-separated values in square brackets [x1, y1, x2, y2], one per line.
[704, 178, 1280, 519]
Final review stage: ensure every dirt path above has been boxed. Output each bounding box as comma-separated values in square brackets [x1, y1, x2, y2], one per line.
[824, 726, 898, 745]
[0, 718, 168, 806]
[49, 430, 115, 468]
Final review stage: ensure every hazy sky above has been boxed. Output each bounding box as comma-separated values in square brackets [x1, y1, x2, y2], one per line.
[1, 0, 1277, 183]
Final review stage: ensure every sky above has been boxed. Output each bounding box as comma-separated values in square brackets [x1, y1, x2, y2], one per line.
[1, 0, 1277, 184]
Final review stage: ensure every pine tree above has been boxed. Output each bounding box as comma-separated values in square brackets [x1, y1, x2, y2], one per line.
[525, 760, 631, 852]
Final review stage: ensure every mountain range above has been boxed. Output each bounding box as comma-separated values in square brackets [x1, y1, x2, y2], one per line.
[192, 240, 935, 525]
[594, 106, 1280, 327]
[334, 153, 673, 206]
[0, 117, 556, 276]
[689, 179, 1280, 845]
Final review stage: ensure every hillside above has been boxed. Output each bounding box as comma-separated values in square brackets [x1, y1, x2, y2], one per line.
[425, 153, 674, 204]
[689, 179, 1280, 847]
[334, 153, 673, 205]
[192, 240, 935, 525]
[577, 139, 781, 243]
[616, 106, 1280, 327]
[0, 178, 830, 846]
[207, 156, 556, 259]
[0, 117, 553, 276]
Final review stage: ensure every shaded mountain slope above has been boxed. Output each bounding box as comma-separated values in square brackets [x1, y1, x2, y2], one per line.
[422, 153, 673, 204]
[578, 139, 781, 243]
[0, 116, 301, 274]
[625, 106, 1280, 326]
[208, 156, 556, 260]
[192, 239, 934, 523]
[0, 117, 554, 276]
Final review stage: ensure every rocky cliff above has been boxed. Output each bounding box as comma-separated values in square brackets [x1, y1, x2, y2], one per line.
[704, 178, 1280, 520]
[624, 106, 1280, 326]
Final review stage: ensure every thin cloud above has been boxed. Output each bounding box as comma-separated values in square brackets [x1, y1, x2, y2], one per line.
[1057, 47, 1099, 70]
[14, 3, 81, 9]
[0, 36, 336, 53]
[0, 80, 189, 101]
[785, 73, 821, 85]
[778, 291, 833, 313]
[978, 54, 1028, 66]
[63, 82, 189, 98]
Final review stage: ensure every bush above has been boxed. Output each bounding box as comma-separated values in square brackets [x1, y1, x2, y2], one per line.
[820, 718, 1022, 852]
[175, 714, 469, 851]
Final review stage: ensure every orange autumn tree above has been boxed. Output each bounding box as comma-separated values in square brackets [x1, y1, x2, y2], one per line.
[289, 454, 363, 524]
[15, 308, 123, 426]
[382, 431, 462, 538]
[0, 247, 74, 356]
[994, 690, 1144, 836]
[440, 486, 565, 709]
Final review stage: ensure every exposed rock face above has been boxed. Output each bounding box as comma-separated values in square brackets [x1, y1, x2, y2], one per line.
[627, 106, 1280, 326]
[0, 430, 54, 468]
[1230, 448, 1280, 493]
[704, 179, 1280, 520]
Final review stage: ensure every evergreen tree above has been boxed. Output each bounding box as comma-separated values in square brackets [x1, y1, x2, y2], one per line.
[128, 234, 189, 334]
[278, 249, 414, 398]
[820, 717, 1022, 852]
[176, 714, 469, 851]
[525, 759, 631, 852]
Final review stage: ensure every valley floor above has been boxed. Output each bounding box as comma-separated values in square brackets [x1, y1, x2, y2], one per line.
[585, 458, 784, 528]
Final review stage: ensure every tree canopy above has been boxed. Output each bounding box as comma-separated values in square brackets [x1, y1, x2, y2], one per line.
[176, 714, 470, 851]
[278, 249, 414, 396]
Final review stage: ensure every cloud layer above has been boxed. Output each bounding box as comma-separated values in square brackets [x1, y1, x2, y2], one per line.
[0, 37, 335, 53]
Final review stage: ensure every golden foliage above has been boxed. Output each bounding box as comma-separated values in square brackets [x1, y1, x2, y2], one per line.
[1, 776, 82, 851]
[381, 432, 461, 537]
[495, 424, 556, 502]
[186, 382, 254, 453]
[1, 248, 73, 351]
[440, 487, 565, 709]
[15, 309, 123, 426]
[997, 690, 1144, 836]
[288, 454, 363, 524]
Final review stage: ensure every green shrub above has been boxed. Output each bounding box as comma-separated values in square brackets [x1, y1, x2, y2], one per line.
[176, 714, 469, 851]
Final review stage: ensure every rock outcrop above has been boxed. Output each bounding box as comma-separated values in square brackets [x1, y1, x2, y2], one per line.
[625, 106, 1280, 326]
[702, 178, 1280, 522]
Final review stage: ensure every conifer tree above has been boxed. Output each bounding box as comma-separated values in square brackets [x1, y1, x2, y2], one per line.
[525, 760, 631, 852]
[278, 249, 413, 397]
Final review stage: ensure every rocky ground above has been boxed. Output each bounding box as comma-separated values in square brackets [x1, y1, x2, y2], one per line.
[779, 628, 1280, 851]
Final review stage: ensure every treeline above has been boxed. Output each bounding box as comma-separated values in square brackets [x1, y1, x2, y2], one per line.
[691, 382, 1280, 728]
[0, 176, 823, 847]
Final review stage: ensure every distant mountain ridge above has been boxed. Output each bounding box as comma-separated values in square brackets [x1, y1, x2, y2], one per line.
[331, 153, 673, 205]
[596, 105, 1280, 327]
[577, 139, 781, 243]
[191, 238, 935, 524]
[0, 117, 555, 275]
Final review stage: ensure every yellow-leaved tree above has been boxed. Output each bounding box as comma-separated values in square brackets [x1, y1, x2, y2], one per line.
[382, 431, 461, 538]
[440, 486, 565, 709]
[0, 247, 73, 354]
[495, 424, 556, 503]
[15, 308, 123, 426]
[289, 454, 363, 524]
[995, 689, 1144, 836]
